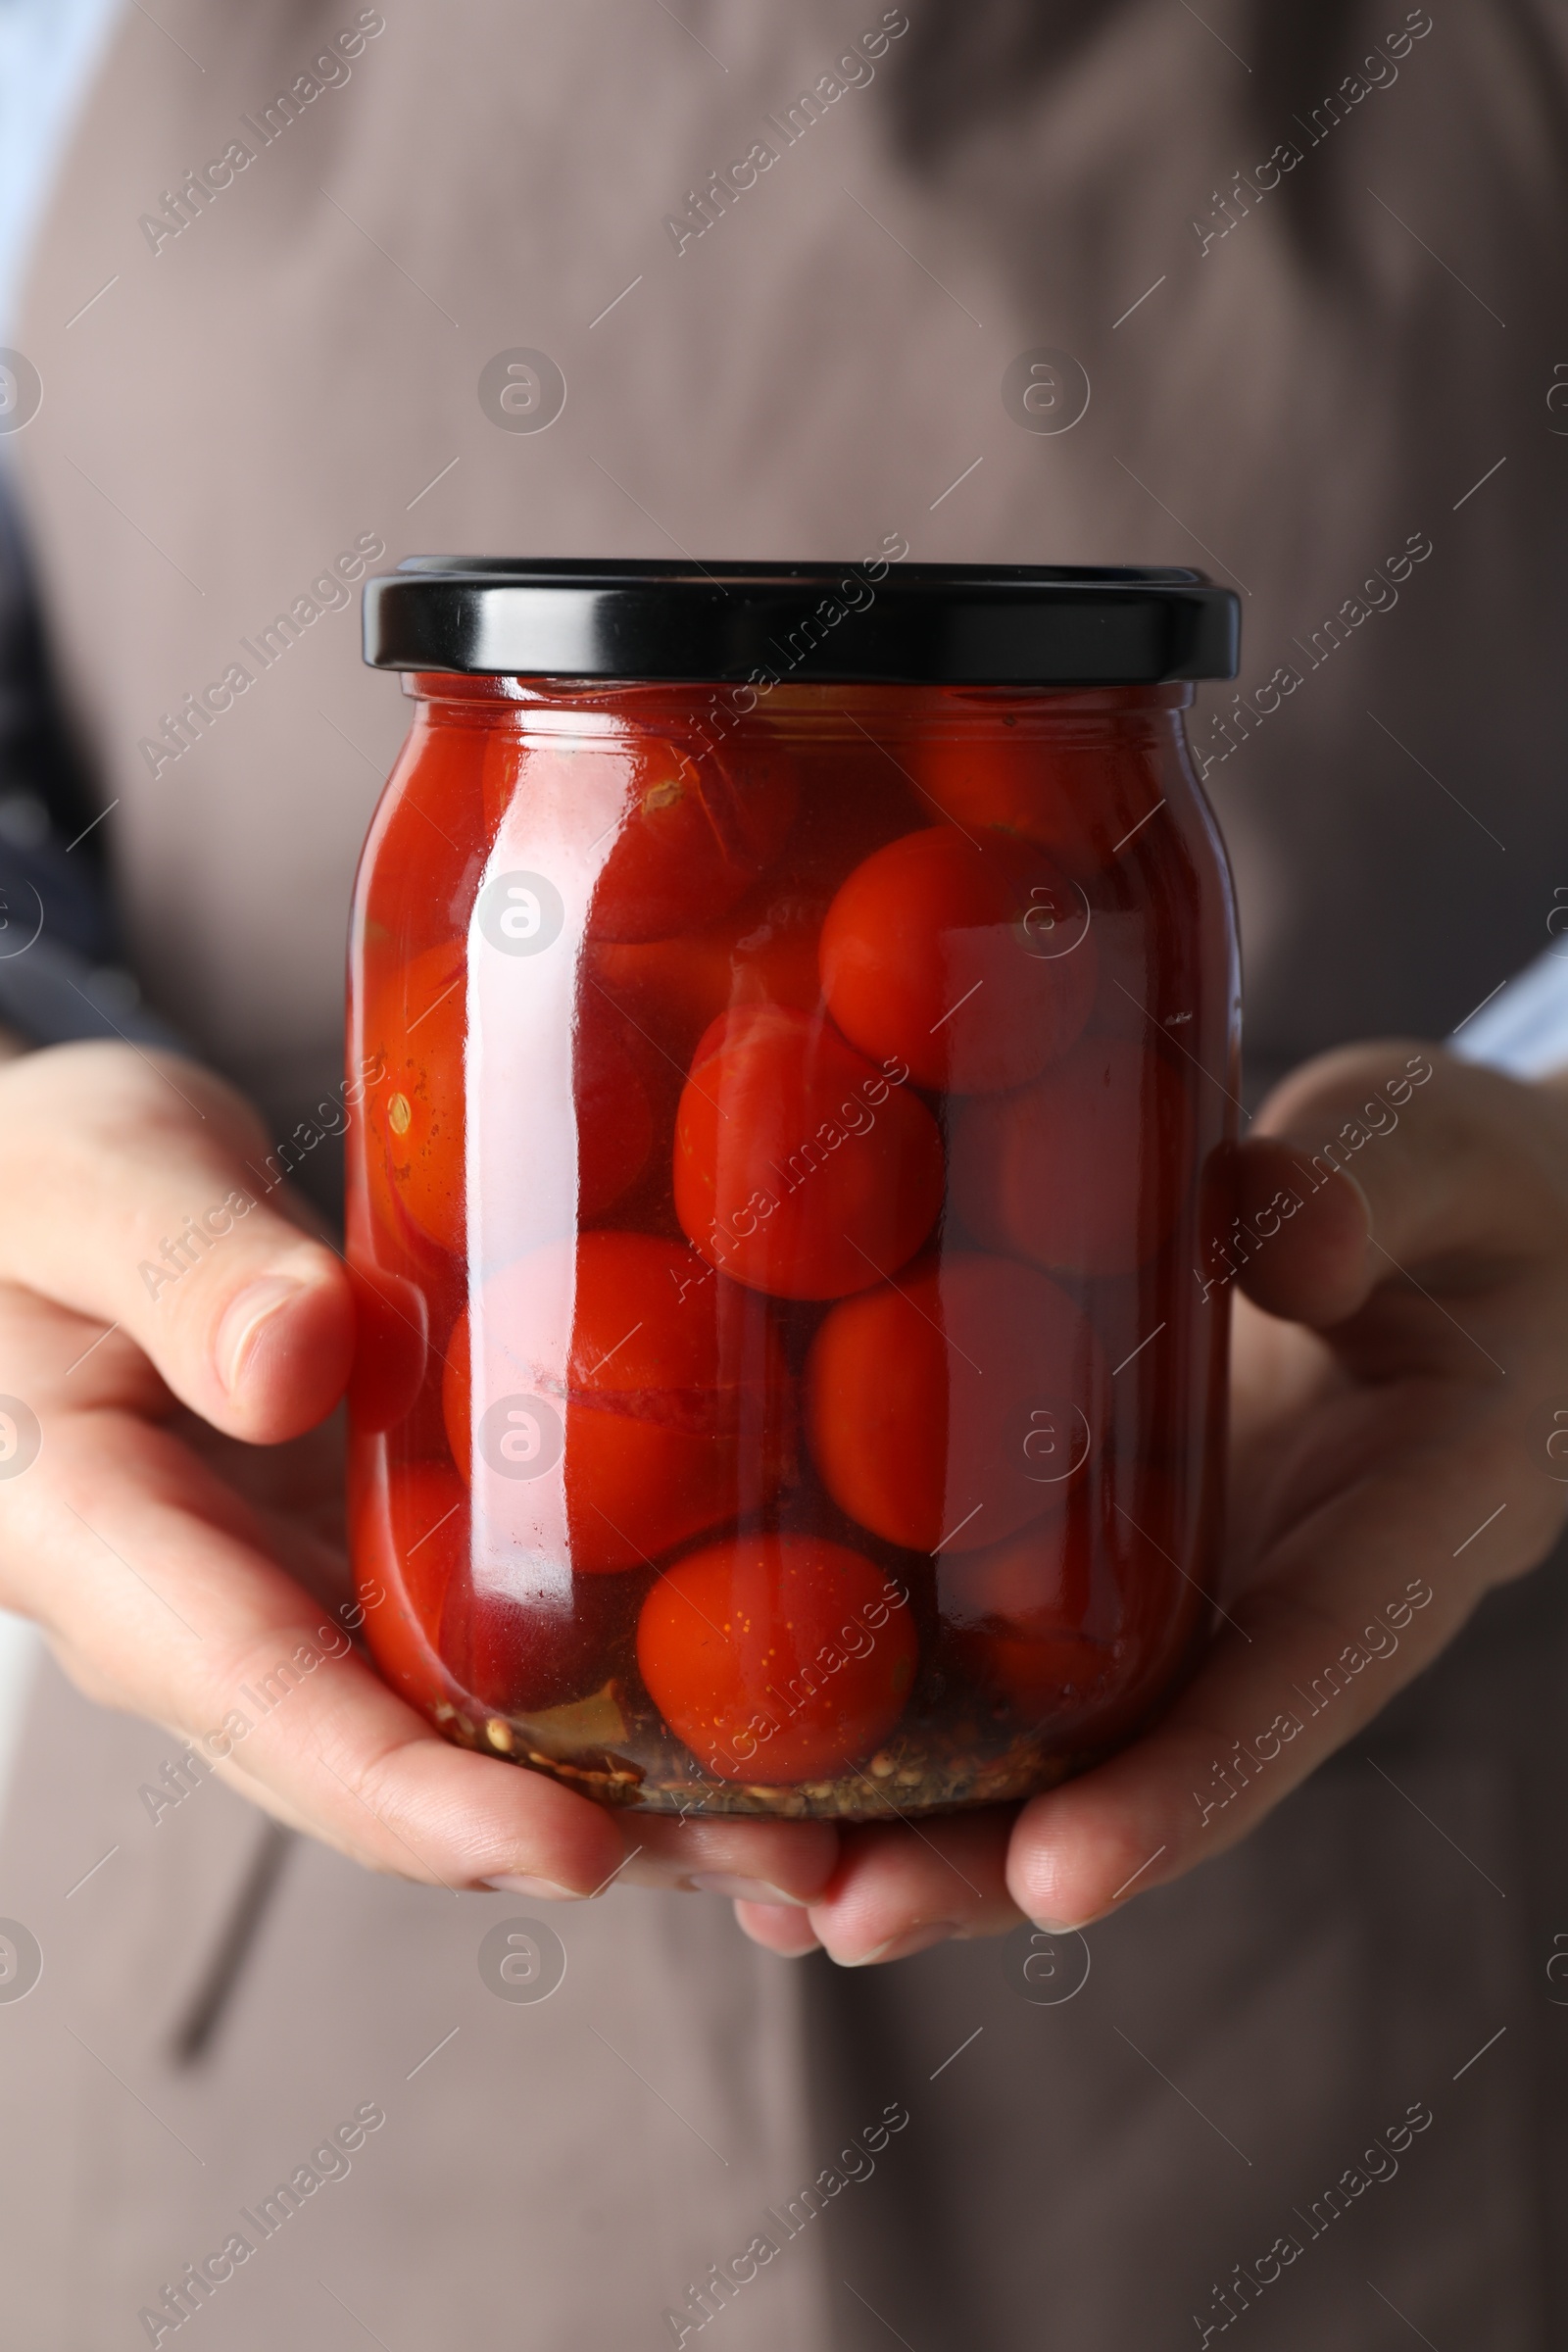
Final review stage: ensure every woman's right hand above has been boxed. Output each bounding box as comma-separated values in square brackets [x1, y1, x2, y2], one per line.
[0, 1042, 839, 1908]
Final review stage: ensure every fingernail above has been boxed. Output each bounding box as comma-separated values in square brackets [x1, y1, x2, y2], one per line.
[843, 1922, 960, 1968]
[218, 1276, 305, 1394]
[685, 1873, 808, 1904]
[1032, 1915, 1089, 1934]
[481, 1873, 584, 1900]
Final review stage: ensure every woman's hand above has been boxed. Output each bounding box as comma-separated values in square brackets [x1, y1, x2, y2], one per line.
[736, 1042, 1568, 1964]
[0, 1043, 838, 1910]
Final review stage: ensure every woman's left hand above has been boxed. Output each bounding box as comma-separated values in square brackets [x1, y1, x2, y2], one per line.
[733, 1042, 1568, 1964]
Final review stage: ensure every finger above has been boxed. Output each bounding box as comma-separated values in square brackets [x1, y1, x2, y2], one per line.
[732, 1899, 824, 1957]
[1254, 1042, 1568, 1294]
[12, 1414, 624, 1893]
[1005, 1403, 1562, 1932]
[0, 1044, 354, 1443]
[11, 1405, 833, 1900]
[616, 1814, 839, 1905]
[1231, 1137, 1370, 1327]
[0, 1287, 839, 1903]
[804, 1812, 1023, 1966]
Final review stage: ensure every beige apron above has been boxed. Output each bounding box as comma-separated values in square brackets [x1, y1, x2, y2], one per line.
[3, 2, 1567, 2342]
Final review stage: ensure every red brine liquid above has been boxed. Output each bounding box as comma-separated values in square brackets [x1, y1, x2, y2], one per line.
[346, 678, 1238, 1817]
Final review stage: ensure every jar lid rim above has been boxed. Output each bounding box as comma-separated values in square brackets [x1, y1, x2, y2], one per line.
[363, 558, 1240, 685]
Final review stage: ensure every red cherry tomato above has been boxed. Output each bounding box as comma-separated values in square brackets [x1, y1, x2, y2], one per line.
[1026, 1479, 1205, 1734]
[356, 1460, 466, 1713]
[349, 1101, 454, 1310]
[588, 749, 925, 1060]
[819, 826, 1098, 1094]
[939, 1512, 1093, 1633]
[1092, 1469, 1207, 1735]
[443, 1231, 795, 1573]
[368, 939, 466, 1254]
[346, 1262, 430, 1434]
[440, 1552, 645, 1716]
[909, 723, 1162, 879]
[938, 1514, 1108, 1718]
[963, 1627, 1109, 1721]
[368, 944, 656, 1251]
[673, 1004, 944, 1299]
[637, 1534, 918, 1782]
[568, 999, 659, 1221]
[591, 884, 826, 1067]
[587, 736, 798, 944]
[805, 1251, 1105, 1553]
[953, 1034, 1193, 1277]
[941, 1472, 1203, 1732]
[964, 1622, 1112, 1722]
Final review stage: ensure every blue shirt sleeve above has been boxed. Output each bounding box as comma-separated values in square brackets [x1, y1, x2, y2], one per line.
[0, 0, 185, 1050]
[1448, 949, 1568, 1078]
[0, 0, 125, 338]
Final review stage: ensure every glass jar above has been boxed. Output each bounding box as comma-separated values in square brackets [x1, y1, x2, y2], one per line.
[348, 559, 1240, 1819]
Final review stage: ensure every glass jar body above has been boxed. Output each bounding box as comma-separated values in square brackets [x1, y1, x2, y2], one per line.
[346, 675, 1239, 1818]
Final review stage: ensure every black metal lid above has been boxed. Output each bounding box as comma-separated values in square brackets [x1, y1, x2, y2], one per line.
[363, 558, 1239, 686]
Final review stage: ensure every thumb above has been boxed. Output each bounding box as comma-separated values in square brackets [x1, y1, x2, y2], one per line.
[0, 1043, 355, 1443]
